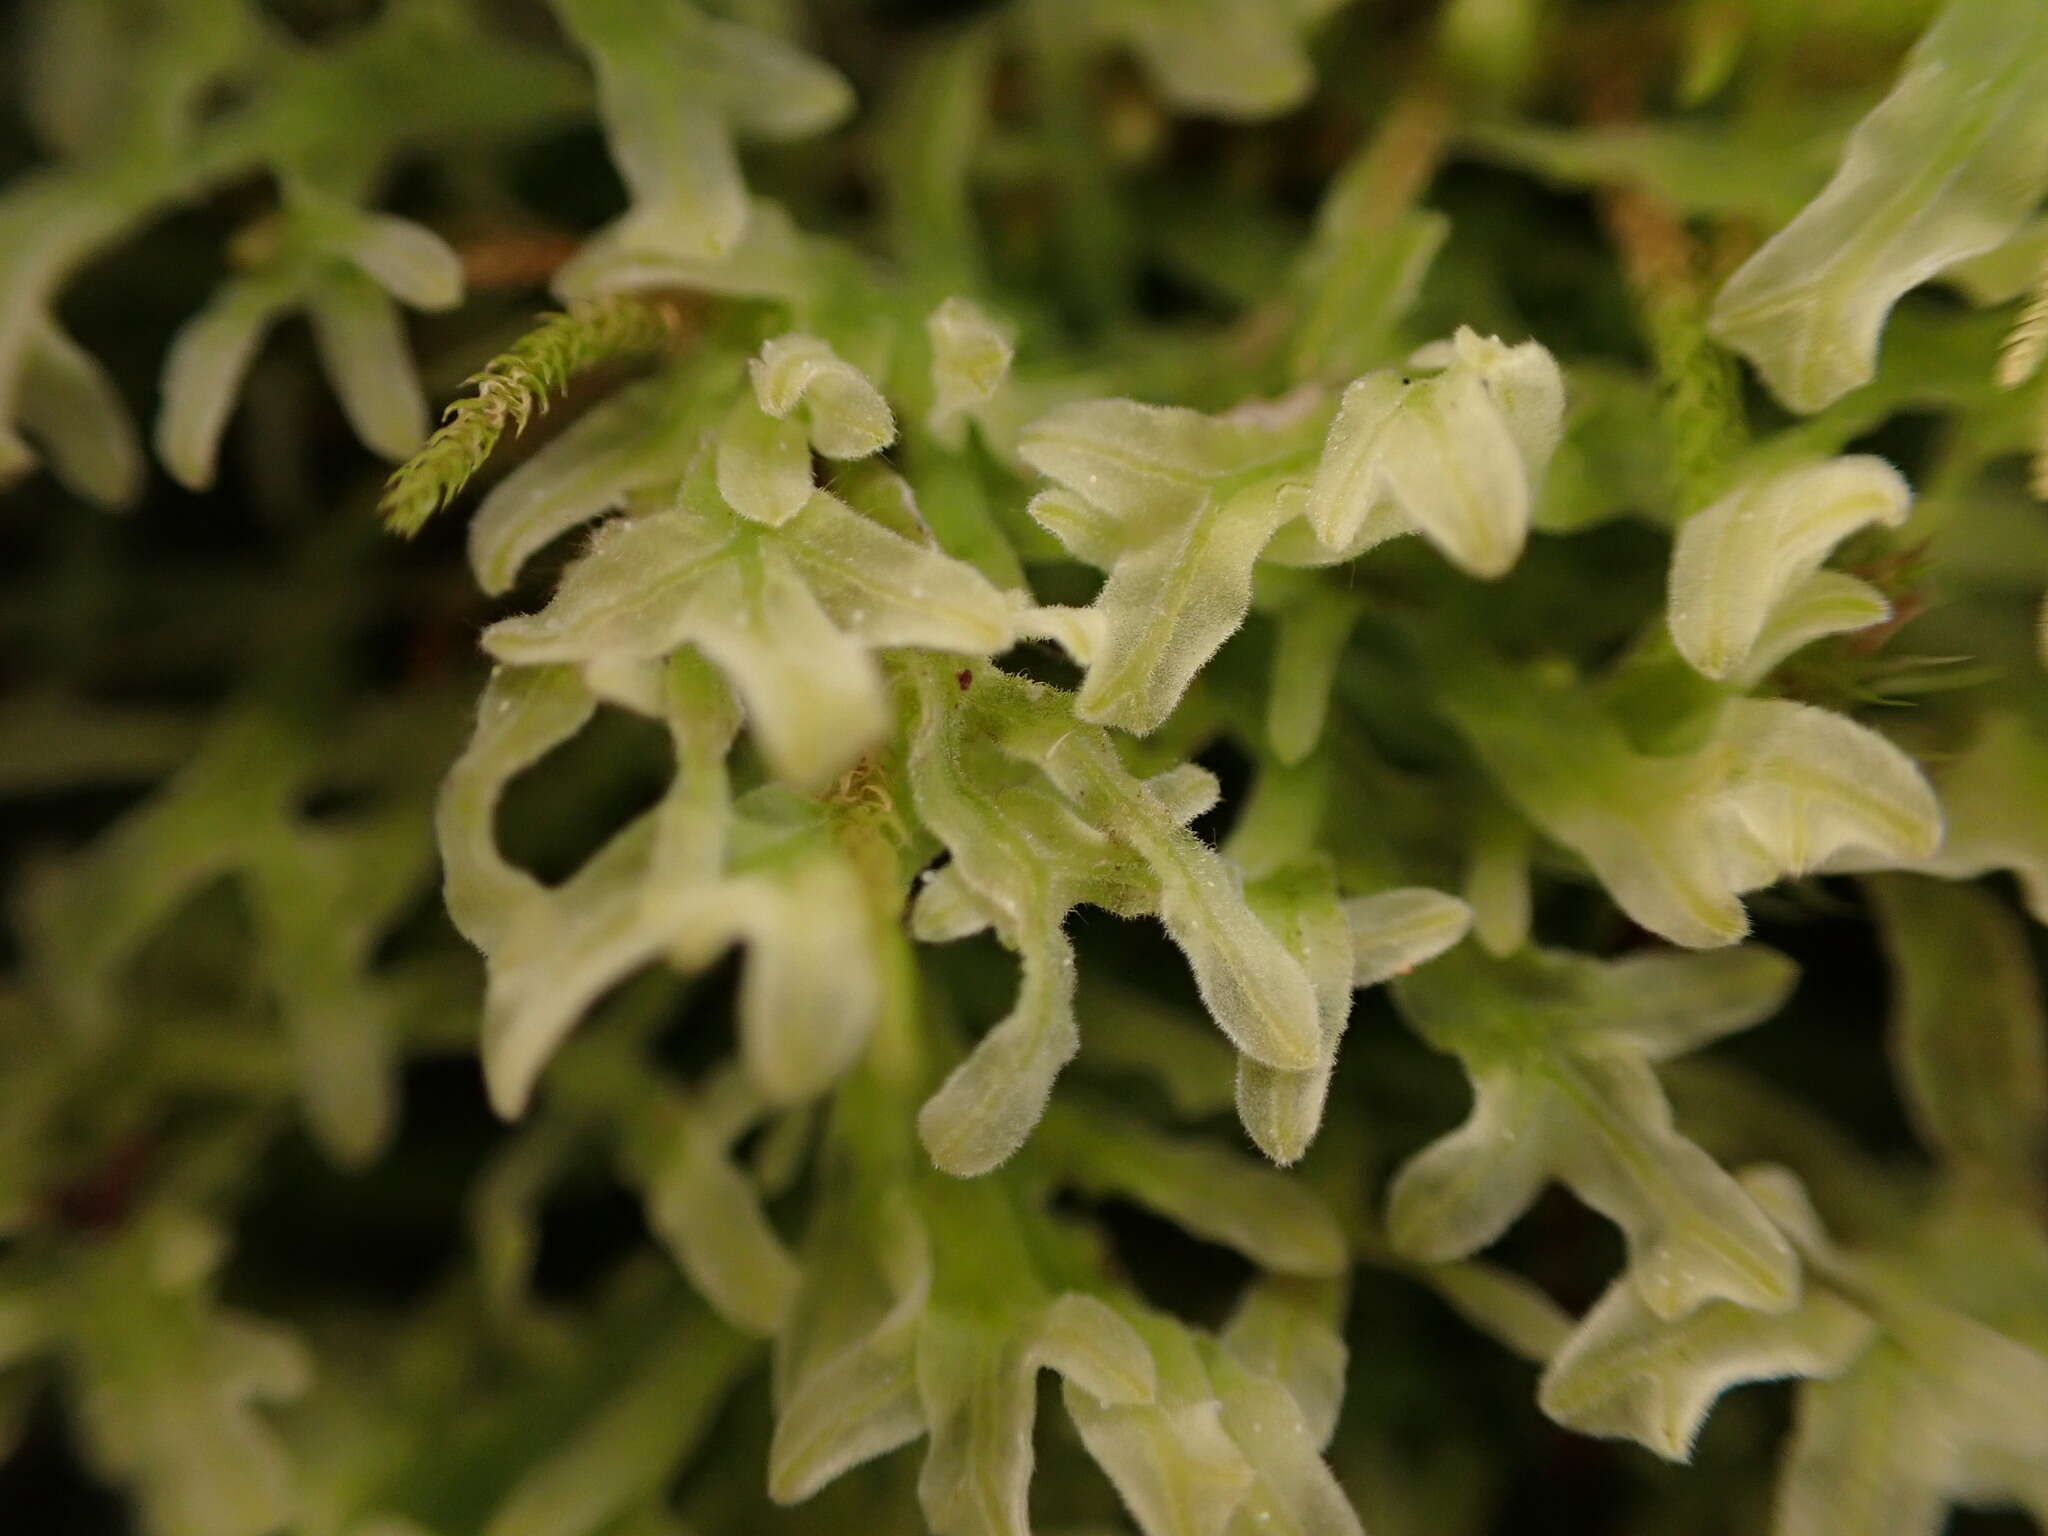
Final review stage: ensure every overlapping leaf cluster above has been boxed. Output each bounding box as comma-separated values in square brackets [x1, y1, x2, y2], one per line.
[4, 1, 2048, 1534]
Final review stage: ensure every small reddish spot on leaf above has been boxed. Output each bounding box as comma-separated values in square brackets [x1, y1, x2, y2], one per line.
[956, 669, 973, 690]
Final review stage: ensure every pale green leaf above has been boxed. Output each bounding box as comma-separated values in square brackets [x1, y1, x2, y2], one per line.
[1774, 1345, 1951, 1536]
[1943, 215, 2048, 305]
[906, 666, 1084, 1176]
[1537, 1274, 1872, 1461]
[306, 265, 427, 462]
[1306, 329, 1564, 578]
[1072, 476, 1302, 734]
[751, 333, 896, 460]
[469, 1118, 580, 1324]
[244, 814, 421, 1166]
[640, 1090, 801, 1335]
[1032, 1294, 1159, 1408]
[1919, 708, 2048, 923]
[17, 317, 142, 506]
[1462, 804, 1533, 957]
[440, 659, 744, 1117]
[553, 197, 816, 304]
[293, 187, 464, 311]
[1442, 662, 1939, 948]
[1290, 208, 1448, 385]
[927, 296, 1014, 446]
[909, 666, 1314, 1168]
[548, 0, 850, 262]
[436, 665, 598, 958]
[1263, 585, 1365, 766]
[22, 701, 428, 1168]
[1667, 456, 1909, 681]
[1206, 1348, 1364, 1536]
[1019, 392, 1313, 508]
[1061, 1316, 1255, 1536]
[480, 493, 887, 790]
[1869, 875, 2048, 1197]
[1462, 107, 1858, 225]
[769, 1196, 932, 1504]
[1733, 570, 1894, 689]
[1383, 1065, 1553, 1266]
[914, 1311, 1039, 1536]
[64, 1214, 309, 1536]
[777, 490, 1017, 656]
[467, 364, 722, 595]
[1744, 1166, 2048, 1536]
[1234, 862, 1356, 1166]
[1344, 887, 1474, 988]
[1101, 0, 1323, 120]
[1389, 946, 1800, 1318]
[472, 814, 683, 1118]
[1717, 699, 1943, 879]
[1709, 0, 2048, 410]
[714, 393, 814, 527]
[155, 274, 295, 492]
[1006, 708, 1322, 1071]
[881, 28, 995, 294]
[1416, 1260, 1572, 1364]
[1439, 666, 1750, 948]
[1219, 1280, 1350, 1448]
[694, 828, 881, 1107]
[1049, 1111, 1347, 1277]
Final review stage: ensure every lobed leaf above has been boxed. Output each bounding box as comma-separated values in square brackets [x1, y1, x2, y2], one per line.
[637, 1086, 802, 1336]
[1061, 1315, 1257, 1536]
[1218, 1279, 1350, 1449]
[1206, 1346, 1366, 1536]
[15, 316, 143, 505]
[62, 1212, 309, 1536]
[1745, 1167, 2048, 1535]
[1096, 0, 1335, 120]
[548, 0, 851, 263]
[681, 814, 881, 1107]
[1538, 1273, 1872, 1461]
[1003, 702, 1323, 1072]
[1709, 0, 2048, 410]
[715, 393, 815, 527]
[1019, 391, 1326, 732]
[468, 362, 724, 595]
[1716, 698, 1943, 881]
[1667, 457, 1909, 681]
[769, 1194, 932, 1505]
[1389, 946, 1800, 1319]
[486, 461, 1013, 789]
[751, 333, 896, 460]
[1234, 863, 1356, 1167]
[906, 666, 1085, 1177]
[926, 296, 1014, 446]
[1306, 328, 1564, 578]
[1442, 661, 1940, 949]
[441, 658, 751, 1118]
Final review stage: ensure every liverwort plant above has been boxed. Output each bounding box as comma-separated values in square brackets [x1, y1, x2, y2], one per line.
[5, 1, 2048, 1534]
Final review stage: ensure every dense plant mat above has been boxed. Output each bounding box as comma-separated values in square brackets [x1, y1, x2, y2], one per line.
[3, 1, 2047, 1533]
